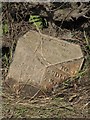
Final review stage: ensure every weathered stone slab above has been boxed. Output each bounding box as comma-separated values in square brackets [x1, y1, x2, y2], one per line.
[6, 30, 84, 95]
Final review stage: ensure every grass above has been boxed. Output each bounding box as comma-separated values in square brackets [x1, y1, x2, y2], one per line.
[3, 96, 80, 118]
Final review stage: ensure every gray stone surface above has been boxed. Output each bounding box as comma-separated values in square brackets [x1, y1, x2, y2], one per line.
[6, 30, 84, 94]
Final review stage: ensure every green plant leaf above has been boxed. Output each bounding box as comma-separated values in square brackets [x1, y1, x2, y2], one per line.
[29, 15, 48, 29]
[3, 23, 9, 34]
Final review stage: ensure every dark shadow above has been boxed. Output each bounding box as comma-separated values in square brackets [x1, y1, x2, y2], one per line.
[55, 16, 88, 30]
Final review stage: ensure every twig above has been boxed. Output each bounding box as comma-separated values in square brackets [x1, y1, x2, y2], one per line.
[30, 15, 51, 65]
[84, 30, 89, 46]
[83, 15, 90, 19]
[30, 90, 41, 101]
[50, 3, 65, 12]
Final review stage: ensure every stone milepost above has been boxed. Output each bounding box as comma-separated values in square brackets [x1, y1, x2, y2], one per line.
[6, 30, 84, 96]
